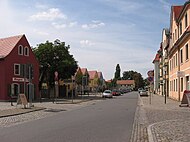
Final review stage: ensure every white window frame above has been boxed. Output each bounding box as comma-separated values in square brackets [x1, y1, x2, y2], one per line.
[11, 83, 20, 96]
[14, 64, 20, 75]
[24, 46, 29, 56]
[18, 45, 23, 55]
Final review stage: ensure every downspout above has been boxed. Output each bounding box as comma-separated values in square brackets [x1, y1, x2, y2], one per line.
[178, 47, 181, 101]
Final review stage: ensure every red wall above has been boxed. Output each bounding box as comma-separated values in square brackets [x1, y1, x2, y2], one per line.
[0, 35, 39, 100]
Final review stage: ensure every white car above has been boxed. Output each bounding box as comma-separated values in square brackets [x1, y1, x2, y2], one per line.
[139, 89, 148, 96]
[102, 90, 113, 98]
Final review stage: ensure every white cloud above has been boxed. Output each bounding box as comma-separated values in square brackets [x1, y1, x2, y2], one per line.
[35, 3, 48, 9]
[52, 22, 67, 29]
[82, 20, 105, 29]
[159, 0, 170, 13]
[80, 40, 95, 47]
[69, 21, 78, 27]
[32, 29, 50, 36]
[29, 8, 67, 21]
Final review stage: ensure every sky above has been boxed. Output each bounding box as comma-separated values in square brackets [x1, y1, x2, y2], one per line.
[0, 0, 187, 80]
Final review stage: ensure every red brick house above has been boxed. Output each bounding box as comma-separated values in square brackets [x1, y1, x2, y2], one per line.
[0, 35, 39, 101]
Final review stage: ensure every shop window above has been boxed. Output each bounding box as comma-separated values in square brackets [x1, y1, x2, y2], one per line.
[181, 78, 183, 92]
[11, 83, 20, 96]
[176, 79, 178, 92]
[186, 76, 189, 90]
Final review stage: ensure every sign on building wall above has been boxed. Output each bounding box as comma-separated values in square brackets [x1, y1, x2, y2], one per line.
[177, 71, 185, 77]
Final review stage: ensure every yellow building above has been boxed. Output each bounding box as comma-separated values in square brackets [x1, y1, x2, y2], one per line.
[88, 70, 99, 91]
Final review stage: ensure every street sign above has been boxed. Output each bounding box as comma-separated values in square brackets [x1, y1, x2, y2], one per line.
[147, 76, 154, 83]
[180, 90, 190, 107]
[147, 70, 154, 77]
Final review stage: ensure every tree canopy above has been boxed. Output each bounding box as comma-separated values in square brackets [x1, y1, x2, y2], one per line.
[33, 39, 78, 88]
[122, 70, 144, 90]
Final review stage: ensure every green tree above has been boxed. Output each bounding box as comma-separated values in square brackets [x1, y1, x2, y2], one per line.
[114, 64, 121, 80]
[33, 39, 78, 88]
[122, 70, 144, 90]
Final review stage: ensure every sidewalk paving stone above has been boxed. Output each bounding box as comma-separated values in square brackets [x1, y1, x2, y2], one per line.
[131, 92, 190, 142]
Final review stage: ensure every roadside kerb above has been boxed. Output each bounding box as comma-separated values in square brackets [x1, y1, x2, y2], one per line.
[0, 107, 45, 118]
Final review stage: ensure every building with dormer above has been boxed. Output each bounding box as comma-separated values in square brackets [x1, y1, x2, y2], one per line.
[0, 35, 39, 101]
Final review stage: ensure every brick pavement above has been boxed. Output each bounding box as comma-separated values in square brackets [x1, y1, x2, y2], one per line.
[131, 92, 190, 142]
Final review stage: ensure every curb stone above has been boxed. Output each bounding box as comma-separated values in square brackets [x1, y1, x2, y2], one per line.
[147, 124, 155, 142]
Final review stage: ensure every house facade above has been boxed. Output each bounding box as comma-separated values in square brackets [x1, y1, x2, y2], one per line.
[153, 52, 161, 94]
[169, 2, 190, 101]
[116, 80, 135, 90]
[0, 35, 39, 101]
[88, 70, 99, 91]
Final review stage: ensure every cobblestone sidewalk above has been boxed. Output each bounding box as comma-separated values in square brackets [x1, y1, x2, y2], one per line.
[131, 92, 190, 142]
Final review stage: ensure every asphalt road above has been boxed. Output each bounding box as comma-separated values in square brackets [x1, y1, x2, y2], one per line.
[0, 92, 138, 142]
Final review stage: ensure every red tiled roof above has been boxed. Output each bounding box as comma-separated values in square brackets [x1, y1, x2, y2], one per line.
[116, 80, 134, 85]
[0, 35, 23, 58]
[152, 53, 160, 63]
[74, 67, 82, 77]
[81, 68, 88, 75]
[88, 71, 97, 79]
[173, 6, 183, 20]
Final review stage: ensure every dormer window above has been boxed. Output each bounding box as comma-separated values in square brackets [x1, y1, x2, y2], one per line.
[18, 45, 23, 55]
[24, 46, 29, 56]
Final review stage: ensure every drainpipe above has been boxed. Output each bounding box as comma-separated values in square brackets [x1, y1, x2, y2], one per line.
[178, 48, 181, 101]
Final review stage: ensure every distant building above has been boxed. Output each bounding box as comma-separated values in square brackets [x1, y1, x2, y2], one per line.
[0, 35, 39, 101]
[116, 80, 135, 90]
[88, 70, 99, 91]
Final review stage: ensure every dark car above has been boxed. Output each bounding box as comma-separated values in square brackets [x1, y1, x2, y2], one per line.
[112, 90, 121, 96]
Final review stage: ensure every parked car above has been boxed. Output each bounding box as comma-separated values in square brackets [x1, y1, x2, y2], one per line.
[112, 90, 121, 96]
[102, 90, 113, 98]
[139, 89, 148, 96]
[138, 88, 143, 93]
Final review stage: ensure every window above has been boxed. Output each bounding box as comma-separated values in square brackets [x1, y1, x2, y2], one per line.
[176, 54, 178, 67]
[180, 49, 183, 63]
[18, 45, 23, 55]
[186, 44, 188, 60]
[14, 64, 20, 75]
[179, 22, 182, 35]
[186, 76, 189, 90]
[185, 13, 188, 28]
[11, 83, 20, 96]
[181, 78, 183, 92]
[176, 79, 178, 91]
[174, 80, 175, 91]
[175, 29, 177, 40]
[24, 46, 29, 56]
